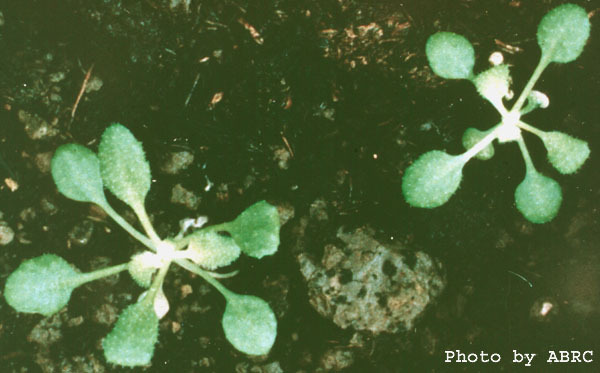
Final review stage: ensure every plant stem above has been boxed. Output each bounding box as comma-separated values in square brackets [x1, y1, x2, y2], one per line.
[209, 270, 240, 279]
[143, 262, 171, 306]
[458, 123, 501, 163]
[205, 222, 229, 232]
[132, 203, 162, 245]
[511, 54, 551, 114]
[517, 120, 545, 138]
[174, 258, 234, 299]
[170, 221, 232, 250]
[516, 137, 536, 175]
[101, 202, 156, 251]
[77, 263, 129, 285]
[171, 235, 191, 250]
[489, 97, 509, 117]
[518, 92, 548, 116]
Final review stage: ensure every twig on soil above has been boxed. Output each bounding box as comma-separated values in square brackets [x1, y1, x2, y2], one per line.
[184, 73, 201, 107]
[508, 270, 533, 288]
[280, 132, 294, 158]
[71, 64, 95, 118]
[0, 151, 17, 182]
[494, 39, 523, 54]
[238, 18, 264, 45]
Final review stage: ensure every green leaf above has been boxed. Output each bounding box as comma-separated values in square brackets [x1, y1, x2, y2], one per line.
[426, 32, 475, 79]
[128, 252, 160, 288]
[472, 65, 511, 104]
[51, 144, 107, 205]
[515, 171, 562, 224]
[185, 230, 241, 270]
[520, 91, 549, 115]
[4, 254, 82, 316]
[537, 3, 590, 63]
[103, 301, 159, 367]
[224, 201, 280, 259]
[540, 131, 590, 174]
[222, 294, 277, 355]
[98, 124, 151, 209]
[402, 151, 466, 208]
[462, 128, 495, 160]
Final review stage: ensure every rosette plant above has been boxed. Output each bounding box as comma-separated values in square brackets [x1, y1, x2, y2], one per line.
[3, 123, 281, 366]
[402, 3, 591, 223]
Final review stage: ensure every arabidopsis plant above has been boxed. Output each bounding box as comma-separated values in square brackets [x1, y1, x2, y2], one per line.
[4, 123, 281, 366]
[402, 4, 591, 223]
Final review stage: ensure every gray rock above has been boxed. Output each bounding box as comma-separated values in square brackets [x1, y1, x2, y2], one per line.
[18, 110, 59, 140]
[319, 348, 354, 371]
[28, 312, 64, 345]
[67, 219, 94, 246]
[35, 152, 53, 173]
[84, 75, 103, 93]
[0, 222, 15, 245]
[48, 71, 66, 83]
[93, 303, 119, 325]
[298, 225, 444, 334]
[171, 183, 200, 210]
[40, 197, 58, 215]
[161, 151, 194, 175]
[271, 146, 291, 170]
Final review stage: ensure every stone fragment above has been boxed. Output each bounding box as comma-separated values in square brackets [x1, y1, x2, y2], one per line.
[170, 183, 200, 210]
[161, 151, 194, 175]
[298, 225, 445, 333]
[18, 110, 59, 140]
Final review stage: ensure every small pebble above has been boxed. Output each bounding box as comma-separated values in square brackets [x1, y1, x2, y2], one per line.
[68, 219, 94, 246]
[18, 110, 58, 140]
[85, 76, 103, 93]
[272, 146, 291, 170]
[35, 152, 53, 173]
[161, 151, 194, 175]
[171, 184, 200, 210]
[0, 223, 15, 245]
[48, 71, 66, 83]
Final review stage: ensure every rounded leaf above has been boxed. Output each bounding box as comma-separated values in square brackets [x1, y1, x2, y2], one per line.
[521, 91, 549, 115]
[402, 151, 465, 208]
[186, 230, 241, 270]
[224, 201, 280, 259]
[51, 144, 107, 205]
[152, 287, 170, 319]
[462, 128, 495, 160]
[98, 124, 151, 209]
[537, 4, 590, 63]
[4, 254, 81, 316]
[515, 171, 562, 224]
[540, 131, 590, 174]
[103, 301, 159, 367]
[222, 294, 277, 355]
[426, 32, 475, 79]
[128, 252, 160, 288]
[472, 65, 511, 104]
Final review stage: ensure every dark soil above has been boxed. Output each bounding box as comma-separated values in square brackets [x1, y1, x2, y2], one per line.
[0, 0, 599, 372]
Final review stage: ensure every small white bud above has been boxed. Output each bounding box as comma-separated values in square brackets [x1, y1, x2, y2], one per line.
[531, 90, 549, 108]
[489, 51, 504, 66]
[137, 288, 170, 319]
[179, 216, 208, 234]
[153, 287, 170, 319]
